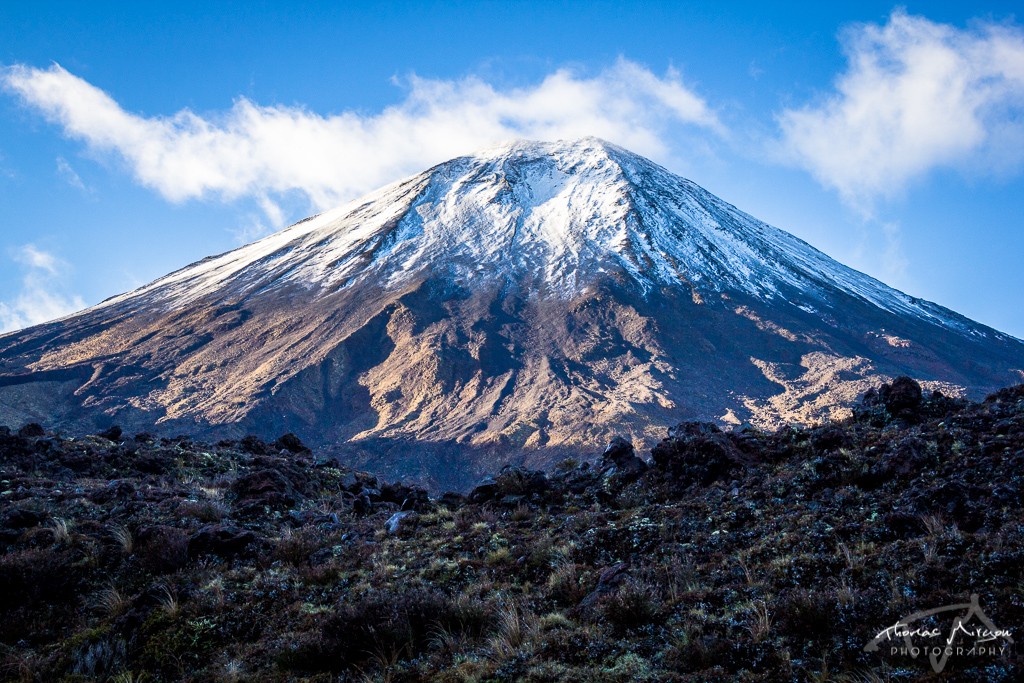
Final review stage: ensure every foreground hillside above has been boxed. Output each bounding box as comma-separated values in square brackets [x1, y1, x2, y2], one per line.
[0, 378, 1021, 681]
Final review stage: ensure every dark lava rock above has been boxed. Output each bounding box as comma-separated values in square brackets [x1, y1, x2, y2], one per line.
[557, 462, 601, 495]
[1, 508, 45, 529]
[922, 390, 968, 420]
[809, 449, 854, 487]
[985, 384, 1024, 405]
[351, 494, 372, 515]
[599, 436, 648, 484]
[878, 436, 933, 479]
[58, 451, 94, 473]
[601, 436, 634, 464]
[188, 524, 263, 559]
[274, 433, 308, 454]
[439, 491, 466, 508]
[729, 427, 775, 461]
[880, 510, 924, 540]
[132, 453, 169, 475]
[355, 472, 378, 489]
[240, 435, 270, 455]
[33, 438, 56, 455]
[384, 511, 419, 535]
[135, 525, 189, 573]
[401, 489, 430, 511]
[252, 455, 312, 485]
[0, 508, 45, 543]
[88, 480, 136, 504]
[914, 482, 989, 533]
[811, 425, 849, 452]
[494, 466, 549, 498]
[577, 562, 630, 611]
[1, 374, 1023, 681]
[651, 422, 748, 488]
[884, 376, 923, 417]
[232, 469, 297, 511]
[468, 476, 498, 504]
[863, 376, 923, 422]
[97, 425, 123, 442]
[378, 482, 431, 511]
[17, 423, 45, 438]
[340, 471, 377, 494]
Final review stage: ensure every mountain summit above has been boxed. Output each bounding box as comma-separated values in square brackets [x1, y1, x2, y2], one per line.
[2, 138, 1022, 487]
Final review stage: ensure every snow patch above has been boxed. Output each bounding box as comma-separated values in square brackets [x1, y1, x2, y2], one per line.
[89, 138, 977, 338]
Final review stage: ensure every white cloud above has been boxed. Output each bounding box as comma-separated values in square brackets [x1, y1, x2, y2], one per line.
[0, 150, 14, 181]
[778, 10, 1024, 209]
[880, 220, 909, 281]
[14, 244, 59, 273]
[55, 155, 89, 192]
[1, 59, 722, 222]
[0, 245, 86, 333]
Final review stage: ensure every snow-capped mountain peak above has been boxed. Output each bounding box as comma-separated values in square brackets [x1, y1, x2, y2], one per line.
[3, 139, 1022, 489]
[98, 138, 983, 340]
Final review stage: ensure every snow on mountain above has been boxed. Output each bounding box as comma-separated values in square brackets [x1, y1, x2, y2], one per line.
[96, 138, 988, 338]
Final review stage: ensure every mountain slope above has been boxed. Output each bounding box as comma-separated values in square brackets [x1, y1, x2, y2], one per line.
[1, 138, 1022, 488]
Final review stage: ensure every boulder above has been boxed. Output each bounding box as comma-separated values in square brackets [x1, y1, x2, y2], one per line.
[494, 466, 549, 497]
[274, 433, 308, 454]
[239, 435, 270, 455]
[599, 436, 648, 482]
[577, 562, 630, 611]
[17, 423, 45, 438]
[651, 422, 748, 488]
[811, 425, 848, 452]
[97, 425, 123, 442]
[1, 508, 44, 529]
[468, 476, 498, 503]
[0, 507, 44, 543]
[232, 468, 297, 511]
[132, 453, 169, 475]
[883, 376, 923, 419]
[862, 376, 923, 422]
[188, 524, 263, 559]
[558, 462, 601, 495]
[384, 511, 419, 535]
[378, 482, 431, 511]
[351, 494, 372, 515]
[438, 491, 466, 508]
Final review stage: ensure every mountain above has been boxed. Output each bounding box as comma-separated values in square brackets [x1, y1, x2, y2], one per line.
[1, 138, 1022, 488]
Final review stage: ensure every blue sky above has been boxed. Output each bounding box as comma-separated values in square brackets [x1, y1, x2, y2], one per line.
[2, 1, 1023, 337]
